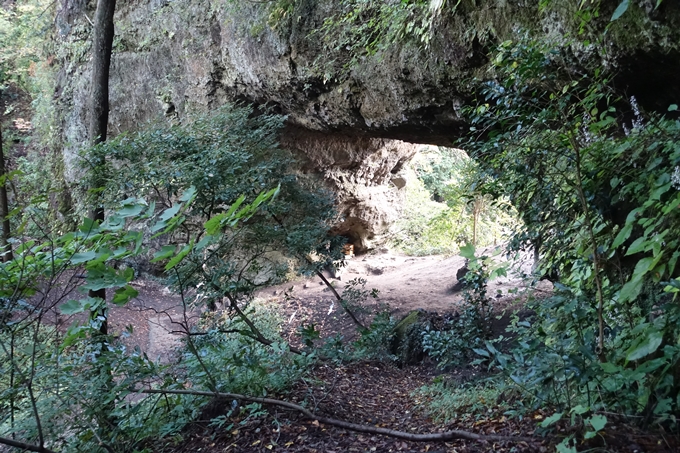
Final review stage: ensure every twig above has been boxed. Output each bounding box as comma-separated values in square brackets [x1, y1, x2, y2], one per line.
[137, 388, 533, 443]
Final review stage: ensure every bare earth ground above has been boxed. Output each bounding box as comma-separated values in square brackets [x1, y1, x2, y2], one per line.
[109, 247, 539, 358]
[258, 247, 546, 347]
[77, 249, 676, 452]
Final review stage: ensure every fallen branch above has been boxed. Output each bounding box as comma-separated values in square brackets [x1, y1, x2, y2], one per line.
[138, 388, 532, 443]
[0, 436, 57, 453]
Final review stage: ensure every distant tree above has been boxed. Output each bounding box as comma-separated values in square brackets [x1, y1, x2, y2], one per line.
[0, 122, 12, 262]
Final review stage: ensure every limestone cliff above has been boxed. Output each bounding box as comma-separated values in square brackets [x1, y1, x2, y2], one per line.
[52, 0, 680, 248]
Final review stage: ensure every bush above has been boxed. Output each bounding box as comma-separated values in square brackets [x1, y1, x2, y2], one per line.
[462, 33, 680, 424]
[182, 299, 313, 396]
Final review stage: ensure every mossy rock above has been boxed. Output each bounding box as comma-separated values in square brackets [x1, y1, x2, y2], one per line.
[390, 309, 429, 365]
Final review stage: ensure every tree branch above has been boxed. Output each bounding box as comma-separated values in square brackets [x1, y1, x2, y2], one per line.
[137, 388, 532, 443]
[224, 292, 303, 355]
[268, 213, 366, 330]
[0, 436, 57, 453]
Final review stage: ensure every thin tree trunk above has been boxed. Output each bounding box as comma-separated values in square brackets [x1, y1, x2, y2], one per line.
[88, 0, 116, 335]
[0, 124, 13, 262]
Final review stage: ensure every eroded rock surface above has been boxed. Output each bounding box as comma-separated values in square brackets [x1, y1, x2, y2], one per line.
[53, 0, 680, 243]
[283, 128, 418, 250]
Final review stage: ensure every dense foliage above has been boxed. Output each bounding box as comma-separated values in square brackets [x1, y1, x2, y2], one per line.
[0, 104, 349, 452]
[414, 32, 680, 449]
[391, 146, 516, 255]
[85, 104, 344, 283]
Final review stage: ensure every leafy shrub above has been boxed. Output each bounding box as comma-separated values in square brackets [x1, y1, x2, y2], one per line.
[182, 299, 313, 396]
[462, 33, 680, 424]
[417, 379, 512, 423]
[86, 104, 341, 286]
[351, 310, 397, 362]
[421, 245, 505, 368]
[0, 138, 328, 452]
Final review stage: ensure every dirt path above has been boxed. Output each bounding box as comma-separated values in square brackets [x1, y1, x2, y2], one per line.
[161, 361, 546, 453]
[108, 248, 544, 358]
[108, 280, 187, 362]
[85, 250, 677, 453]
[256, 248, 546, 345]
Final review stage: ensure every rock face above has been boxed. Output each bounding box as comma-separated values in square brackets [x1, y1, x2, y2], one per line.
[283, 128, 417, 251]
[53, 0, 680, 246]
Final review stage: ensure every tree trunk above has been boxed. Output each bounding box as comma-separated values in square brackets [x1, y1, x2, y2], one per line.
[90, 0, 116, 148]
[88, 0, 116, 335]
[0, 124, 13, 262]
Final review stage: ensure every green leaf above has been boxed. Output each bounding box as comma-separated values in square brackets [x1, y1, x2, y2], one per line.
[179, 186, 197, 203]
[619, 275, 643, 303]
[611, 0, 629, 21]
[79, 217, 99, 234]
[165, 240, 194, 270]
[632, 257, 655, 278]
[225, 194, 246, 217]
[158, 203, 181, 223]
[60, 299, 85, 315]
[151, 245, 177, 263]
[600, 362, 620, 373]
[570, 405, 589, 415]
[459, 243, 476, 260]
[625, 207, 643, 224]
[540, 412, 562, 427]
[83, 265, 133, 291]
[70, 251, 96, 264]
[14, 240, 36, 255]
[611, 224, 632, 250]
[626, 237, 648, 256]
[112, 285, 139, 306]
[662, 195, 680, 215]
[118, 202, 146, 218]
[650, 183, 672, 201]
[626, 329, 663, 361]
[669, 104, 678, 112]
[556, 440, 577, 453]
[204, 213, 227, 236]
[588, 414, 607, 431]
[472, 348, 490, 357]
[62, 326, 88, 348]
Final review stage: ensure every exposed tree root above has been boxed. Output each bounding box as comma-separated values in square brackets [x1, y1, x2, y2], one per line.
[138, 388, 532, 443]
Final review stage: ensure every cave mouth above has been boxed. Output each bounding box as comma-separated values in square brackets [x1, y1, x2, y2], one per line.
[362, 144, 517, 257]
[614, 49, 680, 115]
[325, 144, 487, 257]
